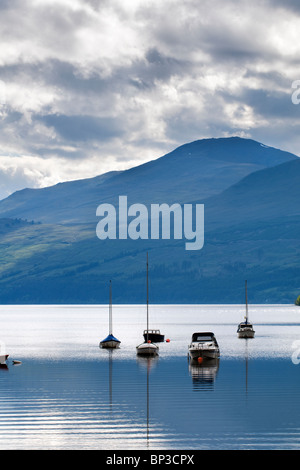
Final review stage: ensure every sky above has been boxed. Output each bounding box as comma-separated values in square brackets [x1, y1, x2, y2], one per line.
[0, 0, 300, 199]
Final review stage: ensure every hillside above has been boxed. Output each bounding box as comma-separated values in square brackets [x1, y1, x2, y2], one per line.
[0, 136, 299, 304]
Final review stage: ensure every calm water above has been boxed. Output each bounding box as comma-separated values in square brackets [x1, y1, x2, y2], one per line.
[0, 304, 300, 450]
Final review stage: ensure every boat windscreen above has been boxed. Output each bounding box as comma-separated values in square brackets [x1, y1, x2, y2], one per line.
[192, 333, 214, 342]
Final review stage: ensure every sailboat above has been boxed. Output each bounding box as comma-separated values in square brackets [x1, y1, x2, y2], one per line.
[136, 253, 159, 356]
[237, 280, 255, 338]
[99, 281, 121, 349]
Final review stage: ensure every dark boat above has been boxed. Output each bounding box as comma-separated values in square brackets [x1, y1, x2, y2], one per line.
[143, 329, 165, 343]
[100, 281, 121, 349]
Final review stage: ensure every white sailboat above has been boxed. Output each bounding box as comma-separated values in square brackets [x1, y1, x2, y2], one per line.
[237, 280, 255, 338]
[136, 253, 159, 356]
[100, 281, 121, 349]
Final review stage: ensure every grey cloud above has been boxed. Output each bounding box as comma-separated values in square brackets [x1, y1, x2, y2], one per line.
[270, 0, 300, 14]
[37, 114, 125, 142]
[0, 0, 300, 196]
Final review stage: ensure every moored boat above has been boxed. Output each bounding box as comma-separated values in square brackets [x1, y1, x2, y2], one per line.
[237, 280, 255, 338]
[136, 253, 159, 357]
[188, 332, 220, 362]
[143, 329, 164, 343]
[100, 281, 121, 349]
[136, 341, 158, 356]
[0, 354, 9, 368]
[0, 354, 8, 365]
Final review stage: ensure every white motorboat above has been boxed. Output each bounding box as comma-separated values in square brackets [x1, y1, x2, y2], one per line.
[188, 332, 220, 362]
[237, 280, 255, 338]
[100, 281, 121, 349]
[136, 253, 159, 357]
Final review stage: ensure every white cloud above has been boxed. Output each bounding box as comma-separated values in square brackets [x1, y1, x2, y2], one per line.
[0, 0, 299, 199]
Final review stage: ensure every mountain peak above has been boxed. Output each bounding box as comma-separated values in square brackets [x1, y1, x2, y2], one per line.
[0, 137, 297, 224]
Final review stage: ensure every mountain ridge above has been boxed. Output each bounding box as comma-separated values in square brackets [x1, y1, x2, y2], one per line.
[0, 136, 299, 304]
[0, 136, 297, 224]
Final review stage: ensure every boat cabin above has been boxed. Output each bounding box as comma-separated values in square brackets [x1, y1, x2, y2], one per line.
[191, 332, 218, 343]
[237, 322, 254, 330]
[143, 329, 165, 343]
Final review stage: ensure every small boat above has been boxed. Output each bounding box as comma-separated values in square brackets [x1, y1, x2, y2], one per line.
[0, 354, 8, 365]
[143, 329, 165, 343]
[100, 281, 121, 349]
[137, 253, 159, 357]
[237, 280, 255, 338]
[188, 332, 220, 362]
[136, 342, 159, 356]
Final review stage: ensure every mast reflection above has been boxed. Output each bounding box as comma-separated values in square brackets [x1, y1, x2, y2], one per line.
[137, 356, 158, 447]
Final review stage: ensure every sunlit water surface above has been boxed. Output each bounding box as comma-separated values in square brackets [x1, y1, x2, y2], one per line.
[0, 304, 300, 450]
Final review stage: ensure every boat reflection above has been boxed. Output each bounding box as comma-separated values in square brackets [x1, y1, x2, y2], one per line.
[244, 338, 249, 396]
[137, 356, 158, 447]
[188, 358, 220, 388]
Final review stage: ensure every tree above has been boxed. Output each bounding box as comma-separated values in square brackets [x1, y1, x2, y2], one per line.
[295, 296, 300, 306]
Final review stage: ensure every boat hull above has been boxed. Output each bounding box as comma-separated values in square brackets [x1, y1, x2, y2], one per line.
[189, 347, 219, 361]
[100, 340, 120, 349]
[136, 342, 159, 356]
[99, 334, 121, 349]
[237, 329, 255, 338]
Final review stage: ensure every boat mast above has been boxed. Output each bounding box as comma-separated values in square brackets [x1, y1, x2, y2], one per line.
[245, 280, 248, 324]
[146, 252, 149, 342]
[109, 280, 112, 335]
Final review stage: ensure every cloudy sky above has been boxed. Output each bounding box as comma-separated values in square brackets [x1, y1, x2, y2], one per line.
[0, 0, 300, 199]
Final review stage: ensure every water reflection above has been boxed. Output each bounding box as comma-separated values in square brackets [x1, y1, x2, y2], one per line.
[244, 338, 249, 395]
[136, 356, 158, 447]
[188, 358, 220, 389]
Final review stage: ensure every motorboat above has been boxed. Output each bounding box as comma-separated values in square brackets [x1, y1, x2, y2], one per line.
[136, 253, 159, 357]
[143, 329, 165, 343]
[100, 281, 121, 349]
[188, 332, 220, 362]
[237, 280, 255, 338]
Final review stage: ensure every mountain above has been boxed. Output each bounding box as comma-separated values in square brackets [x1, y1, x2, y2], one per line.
[0, 136, 299, 304]
[205, 158, 300, 230]
[0, 137, 296, 224]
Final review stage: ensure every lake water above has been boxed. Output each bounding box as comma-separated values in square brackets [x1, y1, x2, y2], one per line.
[0, 304, 300, 450]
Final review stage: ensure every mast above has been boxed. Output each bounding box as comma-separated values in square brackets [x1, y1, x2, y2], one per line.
[146, 252, 149, 341]
[245, 280, 248, 324]
[109, 280, 112, 335]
